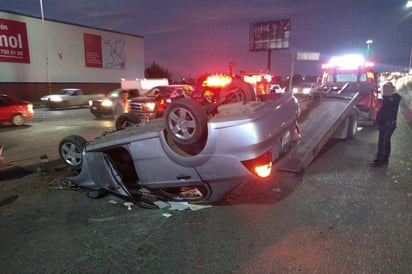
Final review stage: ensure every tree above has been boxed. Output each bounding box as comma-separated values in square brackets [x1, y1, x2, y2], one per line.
[145, 62, 172, 82]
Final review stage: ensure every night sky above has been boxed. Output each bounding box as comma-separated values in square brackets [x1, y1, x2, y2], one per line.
[2, 0, 412, 80]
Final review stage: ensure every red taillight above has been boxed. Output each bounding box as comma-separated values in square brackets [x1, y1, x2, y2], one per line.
[241, 150, 273, 178]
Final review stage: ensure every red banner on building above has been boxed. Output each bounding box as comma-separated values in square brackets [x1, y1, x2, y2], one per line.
[0, 18, 30, 63]
[83, 33, 103, 68]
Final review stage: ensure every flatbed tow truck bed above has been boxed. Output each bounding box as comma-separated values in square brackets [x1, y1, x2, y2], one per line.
[275, 93, 359, 174]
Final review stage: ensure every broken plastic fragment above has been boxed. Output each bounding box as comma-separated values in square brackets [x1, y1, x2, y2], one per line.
[123, 202, 134, 210]
[168, 201, 189, 211]
[189, 204, 212, 211]
[153, 200, 170, 209]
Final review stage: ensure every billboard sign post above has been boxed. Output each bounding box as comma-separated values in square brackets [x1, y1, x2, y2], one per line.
[249, 19, 291, 71]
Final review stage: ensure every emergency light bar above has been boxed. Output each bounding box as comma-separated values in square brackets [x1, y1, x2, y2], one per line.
[243, 74, 273, 85]
[322, 54, 374, 70]
[202, 74, 232, 88]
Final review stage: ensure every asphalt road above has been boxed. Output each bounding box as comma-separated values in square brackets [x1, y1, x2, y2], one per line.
[0, 98, 411, 273]
[0, 107, 115, 167]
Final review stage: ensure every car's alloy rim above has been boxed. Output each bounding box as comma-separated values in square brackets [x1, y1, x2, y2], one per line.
[60, 142, 82, 166]
[13, 116, 24, 126]
[168, 107, 196, 140]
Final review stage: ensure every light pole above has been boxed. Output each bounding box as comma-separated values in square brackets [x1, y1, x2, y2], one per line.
[40, 0, 51, 92]
[408, 1, 412, 73]
[366, 40, 373, 57]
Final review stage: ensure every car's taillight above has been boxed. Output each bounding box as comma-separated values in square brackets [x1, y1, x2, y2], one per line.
[241, 150, 272, 178]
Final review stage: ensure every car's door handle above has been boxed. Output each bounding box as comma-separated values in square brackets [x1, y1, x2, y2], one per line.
[176, 174, 191, 180]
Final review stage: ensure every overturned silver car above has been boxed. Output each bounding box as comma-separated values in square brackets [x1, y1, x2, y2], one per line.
[59, 80, 300, 207]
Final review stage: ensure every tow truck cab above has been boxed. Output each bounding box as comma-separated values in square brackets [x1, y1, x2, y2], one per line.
[320, 54, 382, 123]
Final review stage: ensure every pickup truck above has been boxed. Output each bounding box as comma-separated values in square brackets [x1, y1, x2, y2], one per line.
[41, 88, 105, 109]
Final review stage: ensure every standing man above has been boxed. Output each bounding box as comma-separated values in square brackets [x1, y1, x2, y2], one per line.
[371, 82, 401, 167]
[112, 89, 129, 120]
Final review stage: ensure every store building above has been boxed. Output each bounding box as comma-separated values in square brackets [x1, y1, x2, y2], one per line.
[0, 10, 145, 102]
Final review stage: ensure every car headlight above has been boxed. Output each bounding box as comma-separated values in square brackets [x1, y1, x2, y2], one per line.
[144, 102, 156, 111]
[101, 99, 113, 107]
[303, 88, 310, 94]
[292, 88, 298, 93]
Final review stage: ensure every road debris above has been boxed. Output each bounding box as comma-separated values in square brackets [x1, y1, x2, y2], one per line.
[48, 177, 79, 190]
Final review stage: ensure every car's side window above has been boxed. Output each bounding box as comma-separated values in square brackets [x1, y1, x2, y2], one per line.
[0, 98, 9, 105]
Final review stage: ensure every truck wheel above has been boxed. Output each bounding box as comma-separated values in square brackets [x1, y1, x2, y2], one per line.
[59, 135, 87, 170]
[165, 98, 208, 151]
[115, 113, 141, 130]
[346, 114, 358, 139]
[219, 79, 256, 104]
[11, 114, 25, 126]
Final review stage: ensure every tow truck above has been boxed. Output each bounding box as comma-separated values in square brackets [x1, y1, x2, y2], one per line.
[315, 54, 382, 124]
[277, 54, 381, 173]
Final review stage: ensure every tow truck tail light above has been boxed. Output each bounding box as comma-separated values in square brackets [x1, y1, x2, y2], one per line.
[241, 150, 272, 178]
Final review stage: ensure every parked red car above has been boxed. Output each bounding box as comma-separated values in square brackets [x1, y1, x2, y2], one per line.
[0, 94, 34, 126]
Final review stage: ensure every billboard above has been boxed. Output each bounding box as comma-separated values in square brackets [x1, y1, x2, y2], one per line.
[83, 32, 126, 69]
[0, 18, 30, 63]
[249, 19, 291, 51]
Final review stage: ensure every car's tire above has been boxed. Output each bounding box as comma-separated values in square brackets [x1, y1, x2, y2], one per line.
[11, 114, 25, 126]
[219, 79, 256, 104]
[59, 135, 87, 170]
[346, 114, 358, 139]
[115, 113, 141, 130]
[165, 98, 208, 149]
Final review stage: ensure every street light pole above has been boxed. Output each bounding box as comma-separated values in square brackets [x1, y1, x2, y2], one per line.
[40, 0, 51, 92]
[366, 40, 373, 57]
[407, 1, 412, 73]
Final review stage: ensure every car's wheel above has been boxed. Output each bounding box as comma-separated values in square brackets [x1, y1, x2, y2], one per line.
[115, 113, 141, 130]
[346, 114, 358, 139]
[219, 79, 256, 104]
[165, 98, 208, 148]
[11, 114, 25, 126]
[59, 135, 87, 170]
